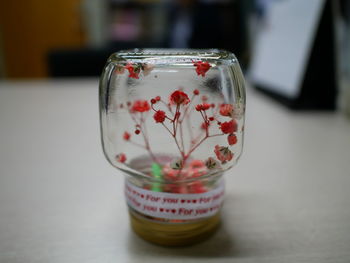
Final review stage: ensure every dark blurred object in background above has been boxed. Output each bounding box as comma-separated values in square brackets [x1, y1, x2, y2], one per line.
[167, 0, 252, 69]
[339, 0, 350, 117]
[0, 0, 253, 78]
[48, 48, 112, 78]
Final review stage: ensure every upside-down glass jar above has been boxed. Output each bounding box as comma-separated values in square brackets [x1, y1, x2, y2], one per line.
[99, 49, 246, 246]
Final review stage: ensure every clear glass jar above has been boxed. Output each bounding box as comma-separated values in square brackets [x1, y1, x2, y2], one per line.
[99, 49, 246, 246]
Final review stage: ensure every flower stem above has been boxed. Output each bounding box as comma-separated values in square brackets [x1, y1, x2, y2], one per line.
[179, 121, 185, 153]
[161, 99, 173, 116]
[128, 110, 158, 163]
[139, 113, 157, 162]
[185, 133, 225, 160]
[180, 94, 195, 123]
[161, 123, 173, 136]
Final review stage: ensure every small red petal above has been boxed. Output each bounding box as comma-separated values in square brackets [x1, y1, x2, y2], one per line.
[201, 122, 209, 130]
[219, 104, 234, 117]
[131, 100, 150, 112]
[227, 134, 237, 145]
[116, 153, 127, 163]
[193, 89, 200, 95]
[123, 132, 131, 141]
[193, 61, 211, 77]
[135, 129, 140, 134]
[155, 96, 161, 101]
[202, 103, 211, 110]
[150, 98, 156, 104]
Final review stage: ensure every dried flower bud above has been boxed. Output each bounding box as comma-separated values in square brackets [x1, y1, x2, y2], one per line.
[170, 159, 183, 170]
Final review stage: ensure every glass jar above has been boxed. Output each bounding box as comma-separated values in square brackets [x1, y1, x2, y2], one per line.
[99, 49, 245, 246]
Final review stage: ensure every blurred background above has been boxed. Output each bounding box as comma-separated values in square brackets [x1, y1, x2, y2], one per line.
[0, 0, 349, 114]
[1, 2, 350, 261]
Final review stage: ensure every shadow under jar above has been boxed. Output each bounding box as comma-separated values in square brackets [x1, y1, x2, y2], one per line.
[99, 49, 246, 246]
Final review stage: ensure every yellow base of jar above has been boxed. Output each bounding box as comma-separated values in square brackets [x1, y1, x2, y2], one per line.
[129, 209, 221, 246]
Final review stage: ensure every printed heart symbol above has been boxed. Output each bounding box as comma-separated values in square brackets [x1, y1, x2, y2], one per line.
[171, 209, 176, 214]
[166, 209, 170, 213]
[141, 194, 144, 198]
[187, 200, 191, 203]
[192, 200, 197, 203]
[160, 208, 164, 212]
[181, 200, 185, 203]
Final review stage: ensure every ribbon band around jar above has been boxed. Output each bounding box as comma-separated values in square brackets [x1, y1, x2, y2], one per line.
[125, 179, 225, 220]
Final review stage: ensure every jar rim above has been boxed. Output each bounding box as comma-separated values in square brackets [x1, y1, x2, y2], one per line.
[119, 165, 227, 184]
[106, 154, 237, 184]
[107, 48, 237, 66]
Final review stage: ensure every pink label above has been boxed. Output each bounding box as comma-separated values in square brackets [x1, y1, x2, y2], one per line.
[125, 179, 225, 220]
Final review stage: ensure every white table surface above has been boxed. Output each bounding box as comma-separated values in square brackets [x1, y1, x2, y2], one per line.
[0, 79, 350, 263]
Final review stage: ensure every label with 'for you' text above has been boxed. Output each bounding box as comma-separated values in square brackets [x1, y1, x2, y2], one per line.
[125, 179, 224, 220]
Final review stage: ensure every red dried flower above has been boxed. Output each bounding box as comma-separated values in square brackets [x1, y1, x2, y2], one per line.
[211, 103, 215, 108]
[227, 134, 237, 145]
[209, 117, 215, 121]
[205, 157, 219, 169]
[125, 63, 140, 79]
[170, 159, 183, 170]
[193, 89, 200, 95]
[153, 110, 166, 123]
[220, 120, 237, 134]
[201, 122, 209, 130]
[169, 90, 190, 105]
[131, 100, 150, 112]
[202, 95, 208, 102]
[163, 164, 181, 180]
[190, 159, 205, 169]
[135, 129, 140, 134]
[219, 104, 234, 117]
[193, 61, 211, 77]
[123, 131, 131, 141]
[129, 71, 140, 79]
[188, 181, 206, 193]
[195, 103, 211, 111]
[187, 161, 208, 179]
[214, 145, 233, 163]
[202, 103, 211, 110]
[155, 96, 161, 101]
[116, 153, 127, 163]
[150, 98, 156, 104]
